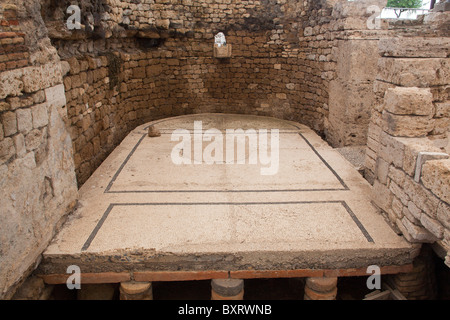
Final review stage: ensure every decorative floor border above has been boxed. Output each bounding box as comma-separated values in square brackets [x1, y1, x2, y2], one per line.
[81, 200, 374, 252]
[104, 117, 349, 193]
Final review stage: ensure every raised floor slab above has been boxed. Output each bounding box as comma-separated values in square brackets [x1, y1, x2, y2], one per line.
[38, 114, 415, 276]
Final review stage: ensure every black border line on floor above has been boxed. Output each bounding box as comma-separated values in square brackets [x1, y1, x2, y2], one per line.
[103, 117, 349, 193]
[80, 200, 374, 251]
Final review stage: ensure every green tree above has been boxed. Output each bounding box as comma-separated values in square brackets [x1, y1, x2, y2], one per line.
[387, 0, 423, 18]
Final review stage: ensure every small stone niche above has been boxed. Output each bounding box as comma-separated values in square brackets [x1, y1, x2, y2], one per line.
[213, 32, 231, 58]
[214, 43, 232, 58]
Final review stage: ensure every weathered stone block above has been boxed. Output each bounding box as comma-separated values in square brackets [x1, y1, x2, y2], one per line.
[391, 196, 404, 218]
[383, 87, 433, 116]
[16, 108, 33, 134]
[397, 137, 443, 177]
[22, 64, 63, 93]
[60, 61, 70, 76]
[403, 205, 421, 225]
[403, 176, 439, 218]
[13, 133, 25, 158]
[0, 137, 15, 164]
[437, 201, 450, 230]
[0, 69, 23, 99]
[432, 2, 450, 12]
[0, 102, 10, 113]
[332, 0, 387, 21]
[213, 44, 232, 58]
[421, 159, 450, 204]
[67, 57, 80, 75]
[133, 67, 146, 79]
[420, 213, 444, 239]
[1, 111, 17, 137]
[379, 132, 404, 167]
[432, 118, 450, 135]
[155, 19, 170, 30]
[388, 165, 406, 186]
[372, 180, 393, 213]
[375, 157, 389, 185]
[25, 128, 45, 151]
[413, 152, 449, 183]
[146, 64, 163, 76]
[435, 101, 450, 118]
[407, 201, 423, 221]
[382, 111, 433, 137]
[377, 58, 450, 87]
[305, 277, 338, 293]
[398, 217, 437, 243]
[45, 84, 66, 109]
[379, 38, 450, 58]
[389, 181, 409, 206]
[31, 103, 48, 129]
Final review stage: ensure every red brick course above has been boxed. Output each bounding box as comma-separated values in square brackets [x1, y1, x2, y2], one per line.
[38, 264, 414, 285]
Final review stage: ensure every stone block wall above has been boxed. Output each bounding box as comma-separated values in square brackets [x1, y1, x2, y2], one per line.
[366, 11, 450, 267]
[0, 1, 78, 299]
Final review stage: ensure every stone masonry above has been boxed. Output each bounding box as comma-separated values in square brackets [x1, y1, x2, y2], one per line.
[46, 0, 395, 184]
[0, 0, 449, 299]
[0, 0, 78, 299]
[366, 10, 450, 267]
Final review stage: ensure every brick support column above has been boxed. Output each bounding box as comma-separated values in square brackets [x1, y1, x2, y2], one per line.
[120, 281, 153, 300]
[211, 279, 244, 300]
[304, 277, 338, 300]
[389, 245, 437, 300]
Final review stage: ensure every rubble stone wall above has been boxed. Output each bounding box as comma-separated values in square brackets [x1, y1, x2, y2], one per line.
[0, 0, 78, 299]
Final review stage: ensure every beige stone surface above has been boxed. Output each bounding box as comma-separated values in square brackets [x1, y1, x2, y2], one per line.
[382, 111, 433, 138]
[41, 114, 413, 274]
[421, 159, 450, 204]
[383, 87, 433, 116]
[379, 37, 450, 58]
[377, 58, 450, 87]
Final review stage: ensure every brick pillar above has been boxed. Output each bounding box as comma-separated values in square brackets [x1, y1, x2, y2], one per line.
[120, 281, 153, 300]
[304, 277, 338, 300]
[389, 245, 437, 300]
[211, 279, 244, 300]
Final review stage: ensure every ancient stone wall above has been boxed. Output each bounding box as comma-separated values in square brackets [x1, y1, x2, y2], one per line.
[43, 0, 391, 185]
[366, 11, 450, 267]
[0, 1, 78, 299]
[43, 0, 329, 185]
[325, 0, 387, 147]
[2, 0, 448, 299]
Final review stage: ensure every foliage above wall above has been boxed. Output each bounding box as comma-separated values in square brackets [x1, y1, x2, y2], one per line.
[387, 0, 424, 17]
